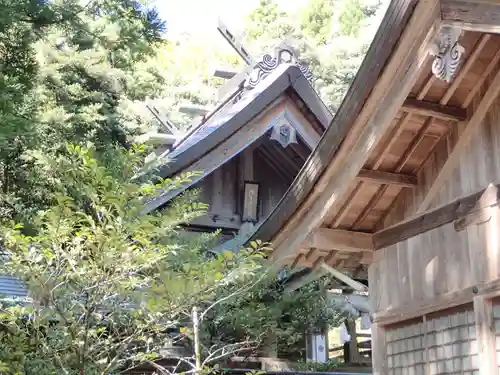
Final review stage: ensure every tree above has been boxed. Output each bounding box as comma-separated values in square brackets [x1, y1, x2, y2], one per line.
[0, 0, 167, 225]
[0, 144, 267, 374]
[242, 0, 387, 111]
[201, 274, 343, 359]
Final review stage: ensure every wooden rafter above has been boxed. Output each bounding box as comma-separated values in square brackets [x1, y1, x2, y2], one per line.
[330, 182, 363, 227]
[401, 98, 468, 122]
[269, 0, 440, 264]
[413, 33, 492, 175]
[373, 33, 490, 229]
[356, 169, 417, 188]
[285, 268, 327, 291]
[418, 64, 500, 212]
[342, 69, 435, 230]
[302, 228, 374, 252]
[463, 46, 500, 108]
[320, 263, 368, 292]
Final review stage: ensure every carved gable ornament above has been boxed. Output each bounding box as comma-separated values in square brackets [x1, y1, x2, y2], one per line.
[244, 43, 314, 91]
[270, 115, 297, 148]
[429, 26, 464, 83]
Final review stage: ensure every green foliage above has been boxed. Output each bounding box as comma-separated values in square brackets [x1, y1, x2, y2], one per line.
[299, 0, 334, 45]
[243, 0, 387, 111]
[291, 358, 343, 372]
[0, 0, 167, 223]
[202, 273, 343, 357]
[0, 144, 266, 374]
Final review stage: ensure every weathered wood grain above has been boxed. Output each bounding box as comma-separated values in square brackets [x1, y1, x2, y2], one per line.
[251, 0, 425, 244]
[373, 183, 500, 249]
[474, 295, 497, 375]
[267, 0, 441, 264]
[417, 66, 500, 213]
[441, 0, 500, 32]
[302, 227, 374, 252]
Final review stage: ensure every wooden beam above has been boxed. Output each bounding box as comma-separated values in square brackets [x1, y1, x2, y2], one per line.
[441, 0, 500, 33]
[474, 295, 498, 375]
[402, 97, 468, 122]
[356, 169, 417, 187]
[417, 66, 500, 213]
[372, 276, 500, 325]
[371, 323, 387, 375]
[373, 183, 500, 249]
[302, 228, 374, 253]
[285, 268, 327, 292]
[346, 319, 362, 364]
[269, 0, 440, 264]
[320, 263, 368, 292]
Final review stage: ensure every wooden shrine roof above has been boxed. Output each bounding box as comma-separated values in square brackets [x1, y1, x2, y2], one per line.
[144, 63, 332, 213]
[253, 0, 500, 280]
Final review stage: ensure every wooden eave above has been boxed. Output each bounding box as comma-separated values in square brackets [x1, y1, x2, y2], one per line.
[255, 0, 500, 278]
[157, 65, 332, 180]
[143, 66, 332, 213]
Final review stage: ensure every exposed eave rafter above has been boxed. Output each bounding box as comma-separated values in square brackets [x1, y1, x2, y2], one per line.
[401, 98, 468, 122]
[301, 228, 374, 253]
[418, 64, 500, 212]
[356, 169, 417, 188]
[269, 0, 441, 265]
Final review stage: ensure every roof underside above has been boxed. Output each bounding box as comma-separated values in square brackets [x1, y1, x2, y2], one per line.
[263, 20, 500, 279]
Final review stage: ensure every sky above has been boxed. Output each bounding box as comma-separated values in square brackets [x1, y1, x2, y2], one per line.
[151, 0, 308, 37]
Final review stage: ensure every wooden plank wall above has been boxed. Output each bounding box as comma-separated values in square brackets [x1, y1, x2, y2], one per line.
[254, 152, 290, 219]
[189, 151, 290, 229]
[370, 97, 500, 374]
[370, 212, 500, 312]
[370, 97, 500, 312]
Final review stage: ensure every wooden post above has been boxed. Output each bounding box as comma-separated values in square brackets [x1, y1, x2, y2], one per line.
[346, 319, 361, 364]
[474, 295, 497, 375]
[192, 306, 201, 375]
[371, 323, 387, 375]
[211, 168, 224, 214]
[241, 148, 254, 181]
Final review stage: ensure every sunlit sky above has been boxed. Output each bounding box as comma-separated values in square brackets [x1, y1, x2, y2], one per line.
[151, 0, 308, 37]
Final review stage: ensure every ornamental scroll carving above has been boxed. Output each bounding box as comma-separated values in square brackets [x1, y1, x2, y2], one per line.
[429, 26, 464, 83]
[244, 43, 314, 90]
